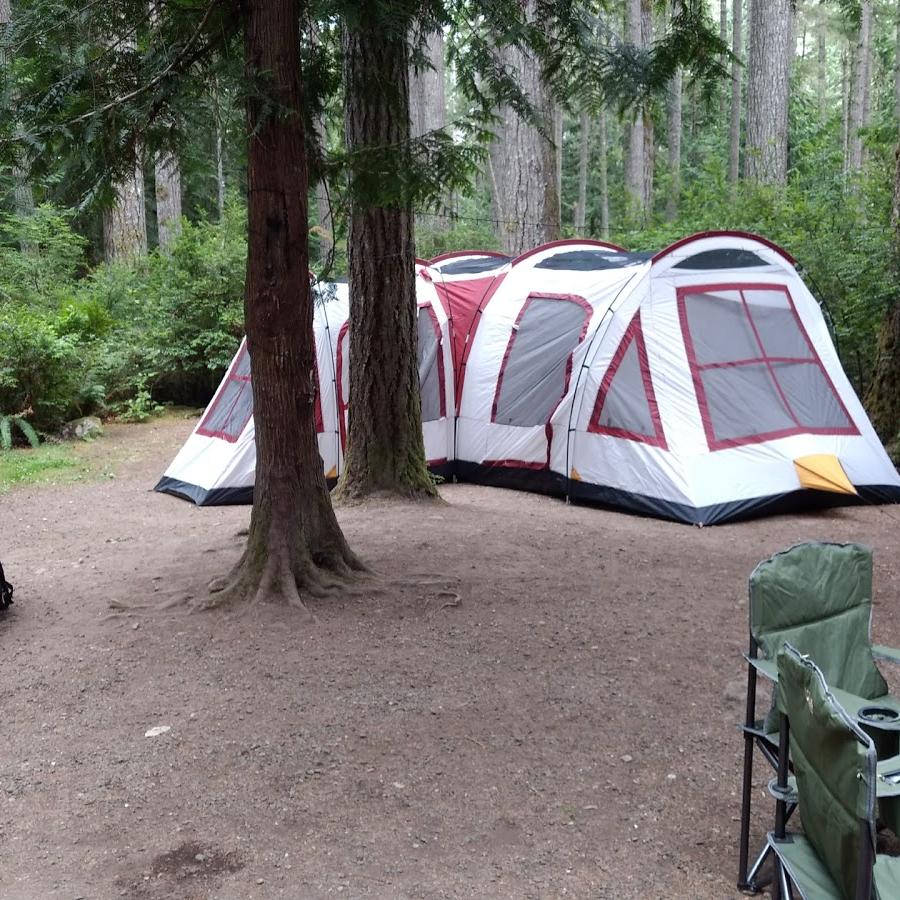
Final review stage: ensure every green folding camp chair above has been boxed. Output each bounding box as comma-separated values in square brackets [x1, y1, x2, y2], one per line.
[737, 542, 900, 893]
[768, 643, 900, 899]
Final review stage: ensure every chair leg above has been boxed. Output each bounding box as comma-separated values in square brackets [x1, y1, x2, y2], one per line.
[738, 658, 759, 890]
[774, 713, 790, 840]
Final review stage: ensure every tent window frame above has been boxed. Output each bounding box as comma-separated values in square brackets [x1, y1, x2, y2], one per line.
[197, 344, 254, 442]
[677, 282, 858, 451]
[417, 302, 447, 422]
[587, 310, 667, 449]
[490, 292, 592, 427]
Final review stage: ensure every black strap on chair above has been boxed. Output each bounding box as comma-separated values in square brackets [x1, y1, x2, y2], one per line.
[0, 561, 13, 609]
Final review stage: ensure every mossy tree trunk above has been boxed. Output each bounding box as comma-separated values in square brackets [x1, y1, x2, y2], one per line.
[335, 14, 437, 501]
[208, 0, 362, 608]
[865, 142, 900, 451]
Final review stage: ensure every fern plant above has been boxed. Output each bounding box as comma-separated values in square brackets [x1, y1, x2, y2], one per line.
[0, 414, 39, 450]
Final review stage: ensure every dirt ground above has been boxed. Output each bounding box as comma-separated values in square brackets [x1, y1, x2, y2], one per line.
[1, 415, 899, 900]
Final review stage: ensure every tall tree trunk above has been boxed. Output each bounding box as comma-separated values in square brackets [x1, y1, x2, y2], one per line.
[0, 0, 35, 231]
[895, 1, 900, 122]
[817, 5, 827, 120]
[729, 0, 742, 190]
[598, 104, 609, 239]
[313, 116, 333, 263]
[336, 15, 437, 500]
[864, 141, 900, 449]
[209, 0, 361, 610]
[555, 105, 563, 228]
[103, 157, 148, 262]
[625, 0, 652, 217]
[719, 0, 728, 121]
[574, 109, 590, 233]
[842, 45, 850, 174]
[149, 0, 181, 252]
[409, 28, 447, 233]
[154, 152, 182, 251]
[745, 0, 792, 185]
[213, 76, 226, 223]
[666, 64, 682, 221]
[847, 0, 873, 173]
[488, 1, 559, 255]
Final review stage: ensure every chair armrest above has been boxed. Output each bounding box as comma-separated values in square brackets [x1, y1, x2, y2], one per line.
[745, 655, 779, 682]
[873, 645, 900, 665]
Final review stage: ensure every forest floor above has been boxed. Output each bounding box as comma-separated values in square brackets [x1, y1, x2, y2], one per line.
[1, 414, 899, 900]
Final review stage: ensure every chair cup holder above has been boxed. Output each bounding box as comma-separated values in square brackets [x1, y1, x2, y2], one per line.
[857, 706, 900, 725]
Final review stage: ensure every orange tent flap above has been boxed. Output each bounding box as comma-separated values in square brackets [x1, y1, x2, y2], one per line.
[793, 454, 857, 496]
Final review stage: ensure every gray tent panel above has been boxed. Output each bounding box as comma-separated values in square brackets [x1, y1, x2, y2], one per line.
[597, 338, 655, 437]
[494, 297, 587, 427]
[417, 309, 443, 422]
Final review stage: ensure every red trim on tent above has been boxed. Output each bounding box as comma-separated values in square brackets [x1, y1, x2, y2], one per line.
[511, 238, 627, 266]
[427, 249, 509, 265]
[588, 310, 668, 449]
[441, 272, 508, 413]
[336, 321, 350, 452]
[676, 282, 858, 451]
[417, 301, 447, 420]
[197, 344, 254, 443]
[427, 457, 449, 467]
[651, 231, 796, 266]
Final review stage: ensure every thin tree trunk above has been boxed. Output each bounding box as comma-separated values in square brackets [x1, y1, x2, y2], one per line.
[103, 156, 148, 262]
[336, 15, 437, 500]
[729, 0, 742, 190]
[895, 1, 900, 122]
[155, 152, 182, 251]
[409, 28, 447, 233]
[719, 0, 727, 121]
[745, 0, 793, 185]
[314, 116, 333, 263]
[864, 141, 900, 447]
[216, 120, 226, 222]
[208, 0, 361, 610]
[666, 64, 682, 221]
[555, 105, 563, 228]
[598, 104, 609, 239]
[817, 5, 827, 120]
[842, 46, 850, 174]
[848, 0, 873, 173]
[488, 1, 560, 255]
[0, 0, 35, 231]
[574, 110, 590, 233]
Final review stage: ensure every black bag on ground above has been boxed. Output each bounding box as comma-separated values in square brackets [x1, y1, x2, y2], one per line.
[0, 561, 13, 609]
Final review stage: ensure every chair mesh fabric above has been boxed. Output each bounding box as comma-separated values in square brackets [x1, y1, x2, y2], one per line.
[777, 644, 876, 900]
[750, 543, 888, 702]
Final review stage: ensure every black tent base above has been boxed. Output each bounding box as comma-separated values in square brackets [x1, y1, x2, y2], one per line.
[154, 469, 900, 526]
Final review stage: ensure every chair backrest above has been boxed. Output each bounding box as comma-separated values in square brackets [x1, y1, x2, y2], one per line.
[750, 542, 887, 701]
[777, 643, 876, 900]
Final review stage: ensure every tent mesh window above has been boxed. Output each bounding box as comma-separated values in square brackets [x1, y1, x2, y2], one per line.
[677, 283, 858, 450]
[588, 311, 667, 447]
[492, 294, 590, 427]
[197, 344, 254, 442]
[417, 304, 446, 421]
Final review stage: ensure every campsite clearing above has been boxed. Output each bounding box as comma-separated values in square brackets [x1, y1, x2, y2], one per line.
[1, 414, 899, 899]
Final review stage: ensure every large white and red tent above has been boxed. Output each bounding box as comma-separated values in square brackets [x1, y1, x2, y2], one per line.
[155, 232, 900, 524]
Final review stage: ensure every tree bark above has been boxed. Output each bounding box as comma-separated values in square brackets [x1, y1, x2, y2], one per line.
[313, 116, 333, 263]
[847, 0, 873, 173]
[719, 0, 727, 121]
[598, 104, 609, 239]
[745, 0, 792, 185]
[488, 1, 560, 255]
[335, 15, 437, 501]
[729, 0, 742, 190]
[895, 1, 900, 123]
[212, 75, 226, 222]
[574, 109, 590, 233]
[0, 0, 35, 230]
[103, 157, 148, 262]
[625, 0, 653, 217]
[817, 5, 827, 120]
[154, 151, 182, 251]
[666, 63, 682, 221]
[208, 0, 361, 610]
[409, 28, 447, 234]
[841, 45, 850, 174]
